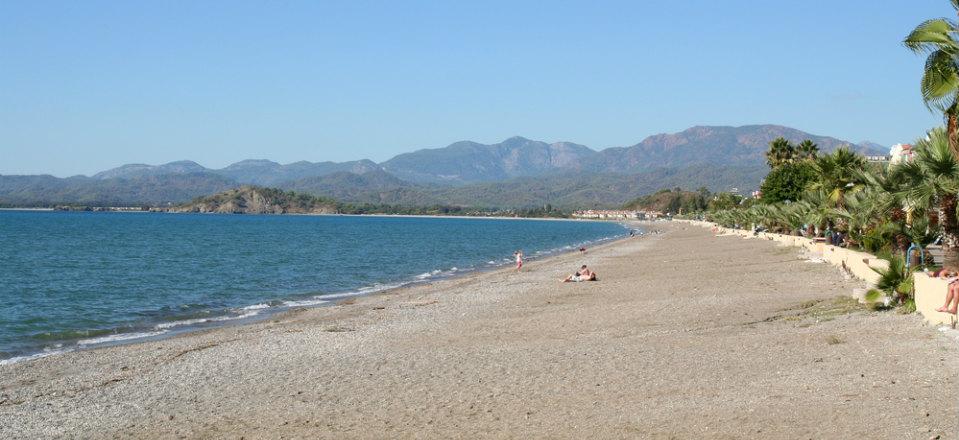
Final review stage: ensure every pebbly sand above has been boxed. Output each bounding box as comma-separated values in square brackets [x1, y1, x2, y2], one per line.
[1, 223, 957, 439]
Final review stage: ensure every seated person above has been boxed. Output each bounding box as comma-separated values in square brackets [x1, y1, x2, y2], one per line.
[936, 267, 959, 314]
[562, 265, 598, 282]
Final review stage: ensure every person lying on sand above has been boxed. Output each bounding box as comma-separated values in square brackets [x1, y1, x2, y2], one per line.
[562, 265, 597, 283]
[935, 267, 959, 314]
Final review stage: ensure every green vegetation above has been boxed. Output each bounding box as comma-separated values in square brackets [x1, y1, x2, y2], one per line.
[764, 137, 819, 168]
[178, 186, 340, 214]
[702, 124, 959, 311]
[335, 203, 570, 218]
[760, 162, 817, 204]
[905, 3, 959, 155]
[177, 185, 572, 218]
[866, 255, 915, 309]
[622, 187, 710, 214]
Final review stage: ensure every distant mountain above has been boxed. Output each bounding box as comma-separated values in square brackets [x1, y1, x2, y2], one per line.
[91, 158, 381, 186]
[381, 136, 595, 184]
[215, 159, 380, 186]
[0, 172, 235, 206]
[281, 169, 436, 205]
[172, 186, 338, 214]
[0, 124, 889, 208]
[92, 160, 207, 179]
[857, 140, 888, 153]
[275, 164, 764, 209]
[379, 125, 884, 184]
[423, 164, 767, 209]
[592, 125, 885, 173]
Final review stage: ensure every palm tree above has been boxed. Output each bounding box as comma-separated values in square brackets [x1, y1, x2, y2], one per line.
[896, 127, 959, 268]
[796, 140, 819, 160]
[855, 167, 912, 253]
[904, 1, 959, 157]
[809, 146, 867, 210]
[765, 137, 795, 168]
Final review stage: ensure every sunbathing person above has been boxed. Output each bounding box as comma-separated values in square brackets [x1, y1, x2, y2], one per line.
[935, 267, 959, 314]
[562, 265, 597, 282]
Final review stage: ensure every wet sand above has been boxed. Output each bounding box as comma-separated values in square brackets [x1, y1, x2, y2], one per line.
[1, 223, 957, 439]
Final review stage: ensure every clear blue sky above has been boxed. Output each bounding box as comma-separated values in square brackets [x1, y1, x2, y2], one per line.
[0, 0, 951, 176]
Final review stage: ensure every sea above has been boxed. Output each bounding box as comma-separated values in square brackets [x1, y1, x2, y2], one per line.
[0, 211, 629, 364]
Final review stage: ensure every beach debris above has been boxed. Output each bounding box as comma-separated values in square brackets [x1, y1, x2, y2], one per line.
[169, 341, 223, 361]
[396, 299, 440, 309]
[323, 326, 354, 332]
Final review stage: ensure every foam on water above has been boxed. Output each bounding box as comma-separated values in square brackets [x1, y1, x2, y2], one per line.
[154, 309, 263, 330]
[415, 270, 443, 280]
[0, 349, 70, 366]
[77, 330, 169, 346]
[242, 303, 270, 311]
[282, 298, 331, 307]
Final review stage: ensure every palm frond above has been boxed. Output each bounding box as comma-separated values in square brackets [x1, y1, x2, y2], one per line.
[904, 18, 959, 53]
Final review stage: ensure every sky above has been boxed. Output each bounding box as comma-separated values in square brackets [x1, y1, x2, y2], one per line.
[0, 0, 952, 176]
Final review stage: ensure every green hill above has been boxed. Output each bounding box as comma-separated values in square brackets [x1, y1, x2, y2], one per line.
[623, 188, 710, 215]
[173, 186, 339, 214]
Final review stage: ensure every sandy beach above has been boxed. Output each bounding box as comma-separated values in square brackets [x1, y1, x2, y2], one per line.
[1, 223, 957, 439]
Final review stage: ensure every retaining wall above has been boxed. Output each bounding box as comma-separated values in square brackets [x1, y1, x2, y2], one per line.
[678, 219, 956, 327]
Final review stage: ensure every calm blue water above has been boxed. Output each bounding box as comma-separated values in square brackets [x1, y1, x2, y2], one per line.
[0, 211, 627, 363]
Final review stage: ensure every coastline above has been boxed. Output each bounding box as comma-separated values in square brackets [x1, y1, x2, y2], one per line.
[2, 222, 955, 438]
[0, 218, 635, 366]
[34, 208, 612, 222]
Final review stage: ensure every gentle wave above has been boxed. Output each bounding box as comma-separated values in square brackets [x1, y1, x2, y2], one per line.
[77, 330, 169, 346]
[0, 349, 69, 366]
[415, 270, 442, 280]
[241, 303, 271, 311]
[153, 309, 262, 330]
[282, 299, 331, 307]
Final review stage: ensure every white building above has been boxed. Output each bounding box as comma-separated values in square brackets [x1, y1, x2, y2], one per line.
[889, 143, 914, 165]
[572, 210, 642, 220]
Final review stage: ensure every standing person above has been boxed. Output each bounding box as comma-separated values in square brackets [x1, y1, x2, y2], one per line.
[514, 250, 524, 271]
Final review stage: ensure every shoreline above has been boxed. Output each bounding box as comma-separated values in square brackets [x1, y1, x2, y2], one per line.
[5, 207, 612, 222]
[0, 221, 641, 367]
[3, 222, 954, 438]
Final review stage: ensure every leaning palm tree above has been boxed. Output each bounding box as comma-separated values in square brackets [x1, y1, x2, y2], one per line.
[796, 140, 819, 161]
[809, 146, 867, 210]
[896, 127, 959, 268]
[904, 1, 959, 157]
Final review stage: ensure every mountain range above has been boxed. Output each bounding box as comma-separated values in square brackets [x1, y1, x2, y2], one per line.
[0, 124, 888, 209]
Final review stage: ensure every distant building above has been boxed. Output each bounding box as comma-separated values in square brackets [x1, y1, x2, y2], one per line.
[889, 143, 914, 165]
[866, 154, 891, 163]
[572, 210, 644, 220]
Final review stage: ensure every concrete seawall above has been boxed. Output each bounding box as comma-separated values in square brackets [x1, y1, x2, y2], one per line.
[678, 219, 957, 327]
